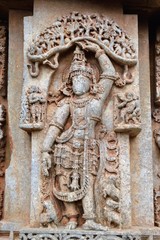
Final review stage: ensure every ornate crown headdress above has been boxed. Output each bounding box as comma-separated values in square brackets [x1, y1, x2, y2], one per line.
[69, 46, 96, 83]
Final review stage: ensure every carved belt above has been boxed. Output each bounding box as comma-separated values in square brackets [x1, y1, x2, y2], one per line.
[52, 139, 90, 202]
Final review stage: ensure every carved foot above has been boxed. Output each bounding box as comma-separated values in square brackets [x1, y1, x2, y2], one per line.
[82, 220, 108, 231]
[48, 222, 57, 229]
[65, 221, 77, 230]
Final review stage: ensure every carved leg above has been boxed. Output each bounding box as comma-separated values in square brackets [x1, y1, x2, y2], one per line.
[58, 173, 79, 229]
[82, 174, 96, 221]
[120, 109, 126, 123]
[63, 202, 78, 229]
[82, 174, 108, 231]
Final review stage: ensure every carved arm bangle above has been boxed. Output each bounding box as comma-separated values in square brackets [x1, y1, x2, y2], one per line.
[100, 72, 119, 81]
[49, 121, 64, 130]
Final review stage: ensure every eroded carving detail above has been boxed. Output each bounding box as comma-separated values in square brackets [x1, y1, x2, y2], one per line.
[114, 92, 141, 135]
[153, 128, 160, 149]
[20, 86, 46, 131]
[0, 25, 7, 95]
[153, 109, 160, 148]
[96, 129, 120, 228]
[27, 12, 137, 86]
[19, 11, 139, 232]
[19, 232, 141, 240]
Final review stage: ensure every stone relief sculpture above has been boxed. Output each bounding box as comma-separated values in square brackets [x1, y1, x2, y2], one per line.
[20, 12, 139, 232]
[20, 86, 46, 130]
[27, 13, 136, 75]
[20, 13, 138, 132]
[114, 92, 141, 135]
[98, 130, 120, 228]
[41, 44, 118, 230]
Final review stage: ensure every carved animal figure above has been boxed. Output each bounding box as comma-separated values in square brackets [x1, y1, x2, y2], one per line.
[104, 208, 120, 226]
[116, 92, 140, 124]
[103, 176, 120, 201]
[102, 176, 120, 227]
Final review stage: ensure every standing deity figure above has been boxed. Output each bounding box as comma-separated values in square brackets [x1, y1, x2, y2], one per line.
[42, 42, 117, 230]
[27, 86, 46, 124]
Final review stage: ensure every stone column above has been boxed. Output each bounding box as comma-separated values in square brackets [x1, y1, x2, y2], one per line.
[118, 133, 132, 228]
[130, 16, 154, 227]
[0, 10, 32, 231]
[30, 132, 43, 227]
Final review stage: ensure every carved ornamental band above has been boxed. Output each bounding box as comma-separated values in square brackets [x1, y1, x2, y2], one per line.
[28, 13, 137, 74]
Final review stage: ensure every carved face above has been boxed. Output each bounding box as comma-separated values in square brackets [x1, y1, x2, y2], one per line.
[72, 75, 91, 96]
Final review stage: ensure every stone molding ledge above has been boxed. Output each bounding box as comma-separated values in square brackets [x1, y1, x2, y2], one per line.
[18, 228, 160, 240]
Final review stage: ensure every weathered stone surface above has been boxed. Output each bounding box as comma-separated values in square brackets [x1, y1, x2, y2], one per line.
[0, 0, 159, 239]
[0, 22, 7, 223]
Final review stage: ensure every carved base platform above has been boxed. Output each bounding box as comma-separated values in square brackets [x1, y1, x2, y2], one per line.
[114, 124, 141, 137]
[19, 228, 160, 240]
